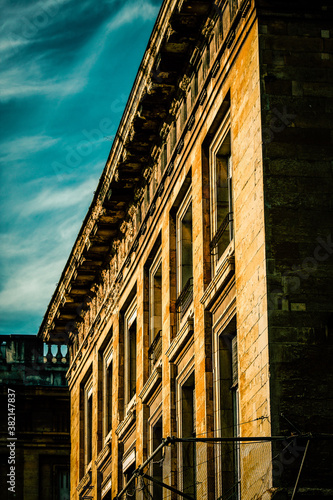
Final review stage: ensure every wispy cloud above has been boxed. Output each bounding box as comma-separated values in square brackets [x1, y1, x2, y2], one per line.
[0, 0, 163, 335]
[56, 0, 161, 100]
[0, 0, 74, 59]
[0, 253, 65, 313]
[106, 0, 160, 32]
[0, 134, 60, 163]
[0, 0, 160, 102]
[0, 66, 88, 102]
[0, 172, 97, 320]
[0, 37, 29, 54]
[0, 185, 97, 322]
[21, 176, 96, 216]
[0, 216, 82, 314]
[0, 0, 103, 101]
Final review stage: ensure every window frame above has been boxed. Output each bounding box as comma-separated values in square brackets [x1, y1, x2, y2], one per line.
[148, 248, 163, 374]
[213, 314, 240, 499]
[191, 71, 198, 106]
[209, 111, 234, 274]
[149, 248, 162, 345]
[175, 188, 193, 329]
[124, 297, 137, 409]
[122, 447, 136, 497]
[148, 409, 163, 500]
[177, 368, 196, 499]
[84, 375, 93, 469]
[176, 188, 193, 297]
[103, 342, 113, 444]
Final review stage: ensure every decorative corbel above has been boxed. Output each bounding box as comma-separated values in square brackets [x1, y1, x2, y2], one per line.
[127, 219, 134, 238]
[160, 122, 170, 140]
[177, 0, 185, 12]
[146, 77, 158, 95]
[128, 204, 137, 218]
[129, 124, 135, 142]
[143, 166, 153, 181]
[120, 221, 127, 234]
[179, 75, 191, 93]
[151, 145, 161, 162]
[202, 18, 215, 39]
[134, 187, 144, 202]
[170, 98, 180, 117]
[112, 239, 120, 251]
[166, 23, 175, 41]
[190, 47, 200, 68]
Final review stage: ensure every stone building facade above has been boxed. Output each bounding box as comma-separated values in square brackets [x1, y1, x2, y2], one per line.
[39, 0, 333, 498]
[0, 335, 70, 500]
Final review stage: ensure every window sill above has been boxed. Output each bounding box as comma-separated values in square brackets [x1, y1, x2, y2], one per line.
[103, 429, 112, 447]
[126, 395, 136, 415]
[122, 446, 136, 473]
[95, 440, 112, 470]
[139, 363, 162, 404]
[177, 303, 194, 333]
[76, 469, 92, 494]
[166, 318, 194, 363]
[116, 399, 136, 440]
[214, 239, 234, 276]
[101, 472, 112, 498]
[201, 249, 235, 310]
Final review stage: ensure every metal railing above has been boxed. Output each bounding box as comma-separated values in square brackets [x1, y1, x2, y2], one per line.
[210, 212, 233, 255]
[176, 277, 193, 324]
[148, 330, 162, 375]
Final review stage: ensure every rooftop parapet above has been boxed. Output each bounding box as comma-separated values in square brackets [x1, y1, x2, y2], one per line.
[0, 335, 69, 387]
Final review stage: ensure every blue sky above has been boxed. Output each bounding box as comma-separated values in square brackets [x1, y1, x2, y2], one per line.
[0, 0, 163, 335]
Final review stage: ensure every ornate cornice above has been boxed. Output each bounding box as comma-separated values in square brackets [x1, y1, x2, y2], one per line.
[38, 0, 220, 344]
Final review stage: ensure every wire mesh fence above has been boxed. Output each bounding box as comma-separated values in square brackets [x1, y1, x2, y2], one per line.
[176, 439, 274, 500]
[117, 435, 333, 500]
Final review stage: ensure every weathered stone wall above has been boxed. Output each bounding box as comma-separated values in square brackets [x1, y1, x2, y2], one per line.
[67, 5, 275, 497]
[258, 0, 333, 493]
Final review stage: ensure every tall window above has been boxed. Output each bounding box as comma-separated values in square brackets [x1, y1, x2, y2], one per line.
[180, 99, 187, 129]
[161, 144, 167, 172]
[124, 298, 137, 406]
[170, 121, 177, 153]
[180, 372, 196, 498]
[84, 376, 93, 467]
[150, 417, 163, 500]
[123, 448, 136, 498]
[148, 249, 162, 374]
[203, 47, 210, 80]
[217, 317, 240, 498]
[176, 190, 193, 326]
[191, 72, 198, 106]
[103, 346, 113, 440]
[210, 113, 233, 270]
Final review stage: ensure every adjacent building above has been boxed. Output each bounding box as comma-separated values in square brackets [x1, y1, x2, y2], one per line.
[0, 335, 70, 500]
[38, 0, 333, 498]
